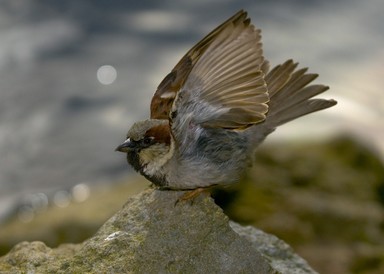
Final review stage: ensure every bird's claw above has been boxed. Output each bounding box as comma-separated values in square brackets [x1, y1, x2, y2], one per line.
[174, 188, 207, 206]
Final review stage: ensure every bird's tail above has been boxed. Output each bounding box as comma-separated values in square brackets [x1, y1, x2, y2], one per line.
[264, 59, 336, 127]
[249, 60, 337, 144]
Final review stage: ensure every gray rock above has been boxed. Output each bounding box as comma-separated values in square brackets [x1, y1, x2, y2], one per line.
[0, 188, 317, 273]
[230, 223, 316, 274]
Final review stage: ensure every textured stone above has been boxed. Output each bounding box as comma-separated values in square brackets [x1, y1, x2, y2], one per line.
[230, 223, 316, 274]
[0, 188, 316, 273]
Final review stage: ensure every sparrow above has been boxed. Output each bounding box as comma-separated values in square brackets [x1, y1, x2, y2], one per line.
[116, 10, 337, 196]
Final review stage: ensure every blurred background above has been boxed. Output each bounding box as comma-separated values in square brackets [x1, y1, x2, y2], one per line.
[0, 0, 383, 273]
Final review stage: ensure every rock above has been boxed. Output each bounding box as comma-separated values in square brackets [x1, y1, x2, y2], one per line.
[0, 188, 316, 273]
[230, 223, 316, 274]
[0, 241, 80, 273]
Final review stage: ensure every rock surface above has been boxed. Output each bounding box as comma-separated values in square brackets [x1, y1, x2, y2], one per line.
[0, 188, 316, 273]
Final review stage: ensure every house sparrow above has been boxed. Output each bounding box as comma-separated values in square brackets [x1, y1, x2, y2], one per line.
[116, 10, 337, 195]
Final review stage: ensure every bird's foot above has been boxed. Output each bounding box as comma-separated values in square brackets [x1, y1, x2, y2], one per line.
[175, 188, 208, 205]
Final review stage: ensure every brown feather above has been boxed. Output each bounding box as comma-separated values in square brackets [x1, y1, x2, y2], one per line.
[171, 11, 269, 129]
[264, 60, 337, 126]
[150, 10, 249, 119]
[145, 124, 171, 145]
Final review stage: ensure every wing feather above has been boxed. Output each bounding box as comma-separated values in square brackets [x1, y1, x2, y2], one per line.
[171, 11, 269, 129]
[150, 10, 249, 119]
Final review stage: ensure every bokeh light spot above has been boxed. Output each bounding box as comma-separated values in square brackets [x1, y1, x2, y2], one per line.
[53, 190, 71, 208]
[97, 65, 117, 85]
[18, 206, 34, 223]
[72, 183, 90, 202]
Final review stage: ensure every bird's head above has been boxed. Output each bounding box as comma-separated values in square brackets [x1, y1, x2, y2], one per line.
[115, 119, 172, 174]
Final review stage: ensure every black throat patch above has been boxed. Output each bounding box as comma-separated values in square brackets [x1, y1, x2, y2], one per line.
[126, 150, 142, 173]
[126, 150, 168, 188]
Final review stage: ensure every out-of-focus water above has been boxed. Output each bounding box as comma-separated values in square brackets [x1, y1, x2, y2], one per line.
[0, 0, 383, 221]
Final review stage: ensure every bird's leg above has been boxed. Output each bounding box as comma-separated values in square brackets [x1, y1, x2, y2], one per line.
[175, 188, 208, 205]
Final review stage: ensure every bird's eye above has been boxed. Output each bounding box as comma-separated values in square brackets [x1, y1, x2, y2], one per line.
[142, 136, 153, 146]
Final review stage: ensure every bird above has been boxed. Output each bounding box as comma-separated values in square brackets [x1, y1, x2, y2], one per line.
[116, 10, 337, 199]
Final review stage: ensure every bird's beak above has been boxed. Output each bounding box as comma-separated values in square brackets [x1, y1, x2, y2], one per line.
[115, 138, 134, 153]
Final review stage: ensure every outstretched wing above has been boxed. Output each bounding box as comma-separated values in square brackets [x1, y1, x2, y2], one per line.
[150, 10, 268, 124]
[169, 10, 268, 138]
